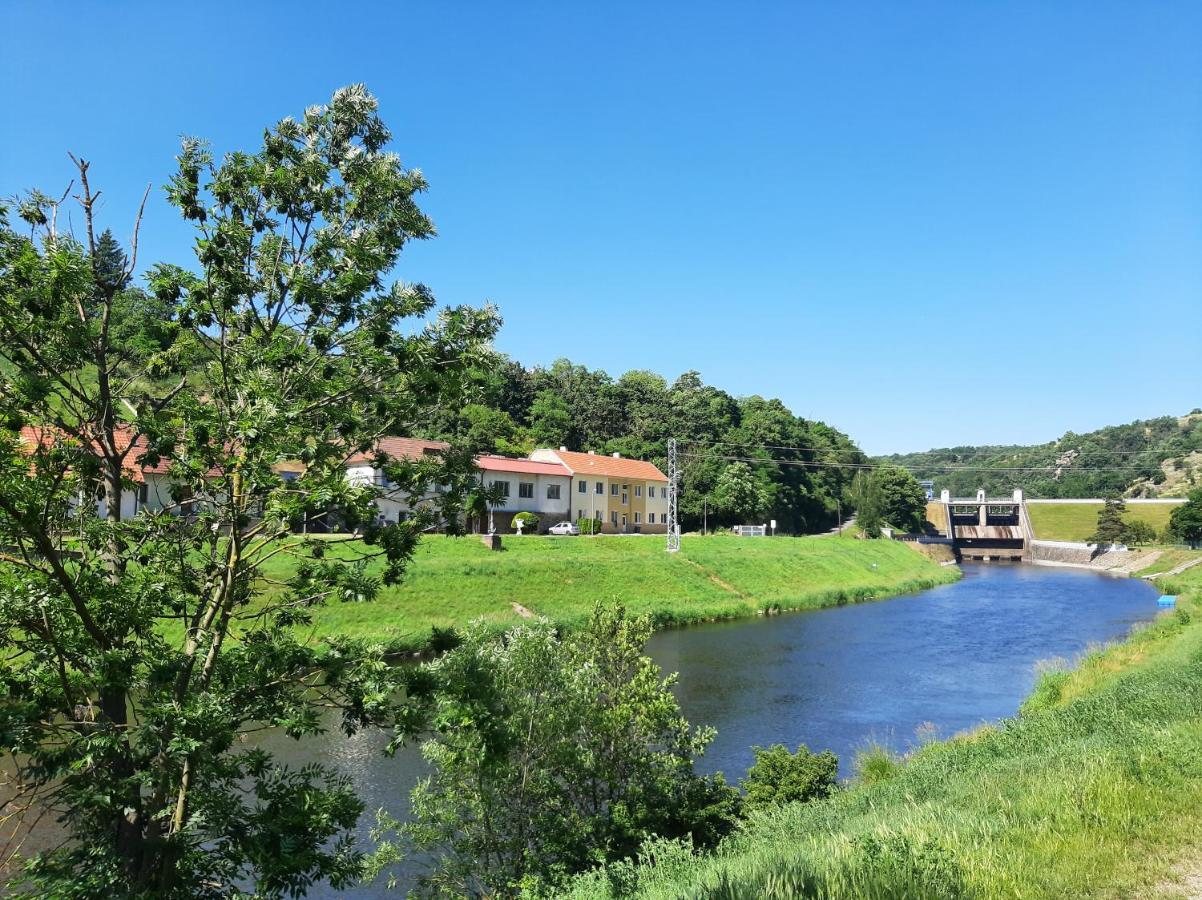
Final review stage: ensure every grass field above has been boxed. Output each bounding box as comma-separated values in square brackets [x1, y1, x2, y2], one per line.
[559, 564, 1202, 899]
[1026, 501, 1177, 542]
[251, 534, 958, 652]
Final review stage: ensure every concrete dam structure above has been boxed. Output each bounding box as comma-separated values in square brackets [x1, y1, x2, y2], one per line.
[937, 489, 1029, 561]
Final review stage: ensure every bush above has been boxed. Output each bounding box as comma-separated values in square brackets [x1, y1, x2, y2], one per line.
[512, 511, 541, 533]
[577, 516, 601, 535]
[741, 744, 838, 810]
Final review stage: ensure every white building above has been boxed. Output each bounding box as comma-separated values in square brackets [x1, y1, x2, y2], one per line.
[344, 436, 451, 526]
[476, 455, 572, 532]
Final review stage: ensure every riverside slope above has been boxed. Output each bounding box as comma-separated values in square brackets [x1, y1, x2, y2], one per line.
[257, 534, 959, 652]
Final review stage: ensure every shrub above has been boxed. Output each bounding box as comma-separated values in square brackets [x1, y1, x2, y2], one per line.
[577, 516, 601, 535]
[741, 743, 839, 810]
[512, 511, 541, 533]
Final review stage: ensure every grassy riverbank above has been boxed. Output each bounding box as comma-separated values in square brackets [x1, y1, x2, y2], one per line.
[560, 565, 1202, 899]
[257, 534, 958, 652]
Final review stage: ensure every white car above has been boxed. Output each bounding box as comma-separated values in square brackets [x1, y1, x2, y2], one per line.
[548, 521, 580, 536]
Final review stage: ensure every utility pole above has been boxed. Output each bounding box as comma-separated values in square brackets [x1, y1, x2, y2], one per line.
[703, 495, 707, 536]
[666, 437, 681, 552]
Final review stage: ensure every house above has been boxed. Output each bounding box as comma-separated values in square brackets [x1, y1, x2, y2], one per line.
[475, 455, 572, 533]
[528, 448, 670, 534]
[18, 424, 185, 519]
[344, 436, 451, 526]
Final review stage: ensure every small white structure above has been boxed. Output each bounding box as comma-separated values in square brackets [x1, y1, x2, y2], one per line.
[733, 525, 767, 537]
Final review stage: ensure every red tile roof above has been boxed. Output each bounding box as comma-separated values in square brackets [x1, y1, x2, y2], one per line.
[18, 424, 172, 483]
[545, 450, 667, 482]
[475, 455, 570, 477]
[346, 437, 450, 466]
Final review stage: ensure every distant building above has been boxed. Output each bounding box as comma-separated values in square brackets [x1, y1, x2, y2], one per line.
[529, 448, 669, 533]
[476, 455, 572, 532]
[919, 480, 935, 501]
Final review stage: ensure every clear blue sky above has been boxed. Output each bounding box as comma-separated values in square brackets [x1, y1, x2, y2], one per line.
[3, 2, 1199, 454]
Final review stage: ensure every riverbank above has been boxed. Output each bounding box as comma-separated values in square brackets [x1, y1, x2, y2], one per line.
[257, 535, 959, 653]
[559, 563, 1202, 899]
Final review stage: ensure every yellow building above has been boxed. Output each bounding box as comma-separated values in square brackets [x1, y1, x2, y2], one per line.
[529, 448, 669, 533]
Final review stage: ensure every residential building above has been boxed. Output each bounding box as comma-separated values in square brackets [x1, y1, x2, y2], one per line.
[475, 455, 572, 532]
[528, 448, 669, 533]
[344, 436, 450, 525]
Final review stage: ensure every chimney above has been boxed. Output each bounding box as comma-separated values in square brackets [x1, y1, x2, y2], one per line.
[559, 446, 567, 452]
[612, 452, 620, 458]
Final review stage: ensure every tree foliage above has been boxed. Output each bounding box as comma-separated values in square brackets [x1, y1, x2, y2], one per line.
[0, 85, 497, 896]
[741, 743, 839, 811]
[712, 462, 771, 525]
[370, 605, 740, 897]
[1170, 489, 1202, 547]
[873, 466, 928, 532]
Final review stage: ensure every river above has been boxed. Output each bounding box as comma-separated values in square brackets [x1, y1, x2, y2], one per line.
[253, 561, 1160, 896]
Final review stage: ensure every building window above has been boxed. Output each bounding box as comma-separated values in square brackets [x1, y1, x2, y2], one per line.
[648, 486, 655, 499]
[610, 484, 619, 497]
[519, 482, 534, 499]
[578, 480, 587, 494]
[648, 513, 656, 524]
[611, 511, 618, 525]
[595, 510, 602, 522]
[492, 480, 510, 497]
[595, 482, 604, 495]
[634, 511, 642, 524]
[635, 485, 643, 497]
[621, 492, 628, 504]
[547, 484, 561, 500]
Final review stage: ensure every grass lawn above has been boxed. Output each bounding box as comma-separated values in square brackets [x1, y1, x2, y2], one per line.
[563, 563, 1202, 899]
[1027, 502, 1177, 542]
[251, 534, 958, 652]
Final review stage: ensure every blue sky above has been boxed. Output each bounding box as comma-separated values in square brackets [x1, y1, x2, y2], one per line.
[2, 2, 1199, 454]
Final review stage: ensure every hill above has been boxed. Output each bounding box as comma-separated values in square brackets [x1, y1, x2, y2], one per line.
[877, 411, 1202, 499]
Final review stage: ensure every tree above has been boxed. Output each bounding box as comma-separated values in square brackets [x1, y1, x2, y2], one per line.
[741, 744, 839, 811]
[1124, 518, 1157, 547]
[1088, 496, 1129, 545]
[0, 86, 498, 895]
[849, 471, 884, 538]
[713, 462, 770, 525]
[874, 466, 927, 532]
[370, 605, 740, 897]
[528, 388, 573, 448]
[1170, 489, 1202, 548]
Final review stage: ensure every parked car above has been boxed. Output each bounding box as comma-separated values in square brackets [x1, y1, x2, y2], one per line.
[548, 521, 580, 536]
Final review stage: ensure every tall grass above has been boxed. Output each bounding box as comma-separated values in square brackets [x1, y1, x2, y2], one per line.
[556, 566, 1202, 899]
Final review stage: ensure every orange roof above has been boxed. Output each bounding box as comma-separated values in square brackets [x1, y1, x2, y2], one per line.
[18, 424, 173, 483]
[545, 450, 667, 482]
[476, 455, 570, 477]
[346, 437, 450, 466]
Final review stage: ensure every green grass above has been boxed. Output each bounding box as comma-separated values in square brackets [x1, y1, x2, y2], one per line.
[558, 564, 1202, 900]
[1027, 502, 1176, 542]
[250, 534, 958, 653]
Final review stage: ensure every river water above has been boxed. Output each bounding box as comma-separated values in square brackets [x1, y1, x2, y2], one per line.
[259, 561, 1160, 896]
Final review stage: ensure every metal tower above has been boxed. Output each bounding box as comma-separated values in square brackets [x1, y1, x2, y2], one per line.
[666, 437, 681, 552]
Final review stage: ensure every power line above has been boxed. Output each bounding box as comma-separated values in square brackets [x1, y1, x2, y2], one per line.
[679, 437, 1193, 460]
[680, 451, 1163, 474]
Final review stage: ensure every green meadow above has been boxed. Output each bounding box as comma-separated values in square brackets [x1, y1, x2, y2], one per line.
[252, 534, 958, 652]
